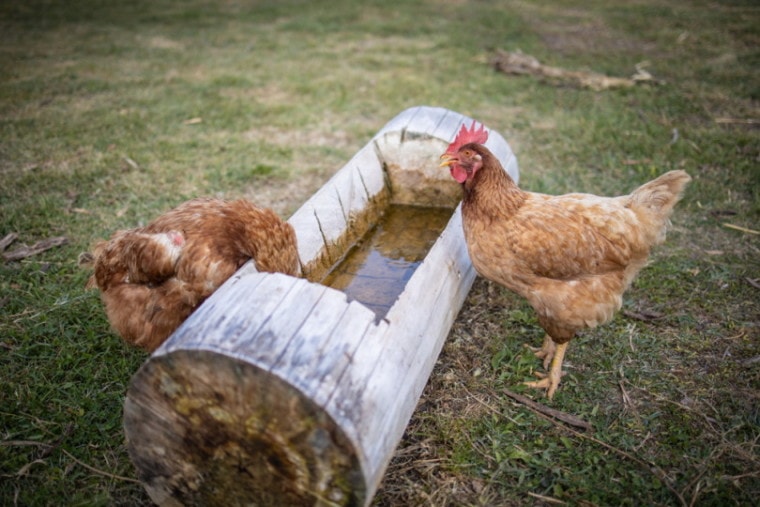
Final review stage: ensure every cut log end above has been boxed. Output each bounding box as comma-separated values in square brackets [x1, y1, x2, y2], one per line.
[124, 350, 365, 506]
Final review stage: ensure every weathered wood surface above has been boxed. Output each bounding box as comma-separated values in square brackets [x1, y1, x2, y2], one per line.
[124, 106, 519, 506]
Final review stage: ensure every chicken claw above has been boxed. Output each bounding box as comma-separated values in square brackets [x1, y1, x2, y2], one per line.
[524, 334, 555, 370]
[524, 342, 568, 399]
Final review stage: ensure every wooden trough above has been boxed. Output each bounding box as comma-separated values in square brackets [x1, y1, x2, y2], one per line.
[123, 106, 519, 506]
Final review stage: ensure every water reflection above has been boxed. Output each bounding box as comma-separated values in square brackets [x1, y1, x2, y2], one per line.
[322, 205, 453, 317]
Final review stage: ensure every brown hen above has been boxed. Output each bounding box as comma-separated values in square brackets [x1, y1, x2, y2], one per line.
[82, 198, 300, 352]
[440, 122, 690, 398]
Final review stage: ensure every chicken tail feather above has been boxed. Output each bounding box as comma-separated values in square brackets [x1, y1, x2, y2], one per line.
[629, 170, 691, 244]
[631, 170, 691, 214]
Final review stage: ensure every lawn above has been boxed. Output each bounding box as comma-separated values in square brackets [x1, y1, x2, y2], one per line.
[1, 0, 758, 505]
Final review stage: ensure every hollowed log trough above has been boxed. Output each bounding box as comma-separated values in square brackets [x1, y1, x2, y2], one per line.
[124, 106, 519, 506]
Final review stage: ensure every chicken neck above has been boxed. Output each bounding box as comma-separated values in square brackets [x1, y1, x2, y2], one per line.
[461, 150, 527, 223]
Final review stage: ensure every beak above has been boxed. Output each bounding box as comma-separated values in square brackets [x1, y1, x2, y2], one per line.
[439, 154, 456, 168]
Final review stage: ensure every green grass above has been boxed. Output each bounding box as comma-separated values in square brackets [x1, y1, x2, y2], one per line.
[2, 0, 759, 505]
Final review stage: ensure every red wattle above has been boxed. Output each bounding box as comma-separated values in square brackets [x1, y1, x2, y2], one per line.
[451, 165, 468, 183]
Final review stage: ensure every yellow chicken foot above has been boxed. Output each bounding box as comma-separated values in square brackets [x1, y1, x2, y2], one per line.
[523, 334, 555, 370]
[524, 341, 568, 399]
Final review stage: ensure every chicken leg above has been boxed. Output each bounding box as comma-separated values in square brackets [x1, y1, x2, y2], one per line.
[524, 341, 568, 400]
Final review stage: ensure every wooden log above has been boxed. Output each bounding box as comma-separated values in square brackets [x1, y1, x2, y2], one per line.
[123, 106, 519, 506]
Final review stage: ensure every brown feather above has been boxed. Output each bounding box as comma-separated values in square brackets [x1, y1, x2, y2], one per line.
[456, 143, 690, 338]
[83, 198, 300, 352]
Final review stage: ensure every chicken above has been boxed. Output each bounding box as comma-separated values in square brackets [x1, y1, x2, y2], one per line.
[440, 122, 690, 399]
[81, 198, 301, 352]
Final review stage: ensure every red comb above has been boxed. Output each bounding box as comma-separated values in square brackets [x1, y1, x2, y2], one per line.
[445, 120, 489, 155]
